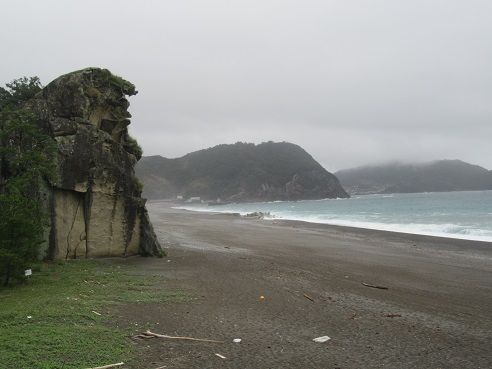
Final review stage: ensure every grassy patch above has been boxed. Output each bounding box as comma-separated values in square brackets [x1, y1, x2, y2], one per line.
[0, 260, 186, 369]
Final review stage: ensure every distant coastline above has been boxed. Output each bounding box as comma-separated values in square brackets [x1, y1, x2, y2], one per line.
[336, 160, 492, 195]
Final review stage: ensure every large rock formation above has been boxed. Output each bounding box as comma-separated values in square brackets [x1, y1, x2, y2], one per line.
[27, 68, 161, 259]
[136, 141, 349, 202]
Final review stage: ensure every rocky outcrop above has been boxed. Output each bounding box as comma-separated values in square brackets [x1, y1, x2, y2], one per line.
[284, 171, 346, 200]
[27, 68, 161, 259]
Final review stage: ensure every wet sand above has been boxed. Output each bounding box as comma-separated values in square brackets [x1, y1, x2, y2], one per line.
[129, 202, 492, 368]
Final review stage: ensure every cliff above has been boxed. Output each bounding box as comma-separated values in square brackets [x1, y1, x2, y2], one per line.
[336, 160, 492, 195]
[27, 68, 161, 259]
[136, 141, 348, 202]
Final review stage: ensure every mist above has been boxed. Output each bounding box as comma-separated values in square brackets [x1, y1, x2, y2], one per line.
[1, 0, 491, 171]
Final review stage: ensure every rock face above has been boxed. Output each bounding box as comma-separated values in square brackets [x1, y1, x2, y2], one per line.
[136, 141, 349, 202]
[27, 68, 161, 259]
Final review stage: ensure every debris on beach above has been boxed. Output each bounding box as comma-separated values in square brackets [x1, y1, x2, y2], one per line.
[85, 362, 124, 369]
[215, 353, 227, 359]
[259, 295, 265, 301]
[385, 313, 402, 318]
[361, 282, 389, 290]
[313, 336, 331, 343]
[233, 338, 242, 343]
[92, 310, 102, 316]
[134, 330, 224, 343]
[303, 293, 315, 302]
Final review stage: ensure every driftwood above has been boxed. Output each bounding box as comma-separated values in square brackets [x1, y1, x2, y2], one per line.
[361, 282, 388, 290]
[85, 362, 124, 369]
[385, 313, 402, 318]
[136, 330, 224, 344]
[303, 293, 315, 302]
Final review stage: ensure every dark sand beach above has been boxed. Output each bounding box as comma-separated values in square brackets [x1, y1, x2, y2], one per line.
[126, 202, 492, 368]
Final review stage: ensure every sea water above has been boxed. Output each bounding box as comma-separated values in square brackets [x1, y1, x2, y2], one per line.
[175, 190, 492, 242]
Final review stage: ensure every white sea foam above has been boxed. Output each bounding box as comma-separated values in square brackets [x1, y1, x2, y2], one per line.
[275, 216, 492, 242]
[174, 205, 492, 242]
[173, 191, 492, 243]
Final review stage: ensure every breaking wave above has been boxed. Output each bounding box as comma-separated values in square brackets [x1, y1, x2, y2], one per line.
[174, 191, 492, 243]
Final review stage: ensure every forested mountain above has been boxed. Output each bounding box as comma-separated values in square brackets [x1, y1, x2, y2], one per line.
[136, 141, 348, 201]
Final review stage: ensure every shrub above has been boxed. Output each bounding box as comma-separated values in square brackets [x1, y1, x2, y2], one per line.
[0, 77, 55, 286]
[125, 135, 143, 160]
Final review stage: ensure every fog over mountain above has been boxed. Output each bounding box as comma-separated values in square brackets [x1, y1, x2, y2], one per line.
[336, 160, 492, 195]
[1, 1, 492, 171]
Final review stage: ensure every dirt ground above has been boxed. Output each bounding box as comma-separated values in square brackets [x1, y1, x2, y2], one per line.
[117, 203, 492, 369]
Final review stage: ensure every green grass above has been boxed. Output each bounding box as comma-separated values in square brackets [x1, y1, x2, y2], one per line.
[0, 260, 187, 369]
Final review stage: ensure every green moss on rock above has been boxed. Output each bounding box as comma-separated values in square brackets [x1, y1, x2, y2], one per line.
[24, 68, 161, 259]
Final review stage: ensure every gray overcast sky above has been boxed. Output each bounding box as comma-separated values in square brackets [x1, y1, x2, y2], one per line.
[1, 0, 491, 171]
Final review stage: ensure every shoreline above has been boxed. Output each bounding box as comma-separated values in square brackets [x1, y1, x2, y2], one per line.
[166, 202, 492, 246]
[139, 203, 492, 368]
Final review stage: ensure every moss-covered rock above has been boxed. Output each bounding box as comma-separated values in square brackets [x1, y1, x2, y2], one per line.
[26, 68, 161, 259]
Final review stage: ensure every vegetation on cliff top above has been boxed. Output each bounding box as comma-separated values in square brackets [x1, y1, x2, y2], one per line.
[67, 67, 137, 96]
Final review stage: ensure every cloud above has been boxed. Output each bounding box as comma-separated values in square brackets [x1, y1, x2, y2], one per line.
[1, 0, 491, 170]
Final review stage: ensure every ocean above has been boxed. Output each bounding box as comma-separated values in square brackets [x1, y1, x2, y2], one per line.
[175, 190, 492, 242]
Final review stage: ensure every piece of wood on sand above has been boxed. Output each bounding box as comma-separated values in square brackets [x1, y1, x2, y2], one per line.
[361, 282, 389, 290]
[385, 313, 402, 318]
[303, 293, 315, 302]
[85, 362, 124, 369]
[139, 330, 224, 344]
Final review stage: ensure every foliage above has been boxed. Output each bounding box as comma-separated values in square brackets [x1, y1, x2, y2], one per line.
[0, 195, 45, 286]
[0, 76, 41, 110]
[0, 76, 55, 286]
[97, 68, 136, 95]
[136, 141, 329, 199]
[132, 175, 144, 195]
[124, 134, 143, 160]
[70, 68, 136, 95]
[108, 73, 136, 95]
[0, 259, 188, 368]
